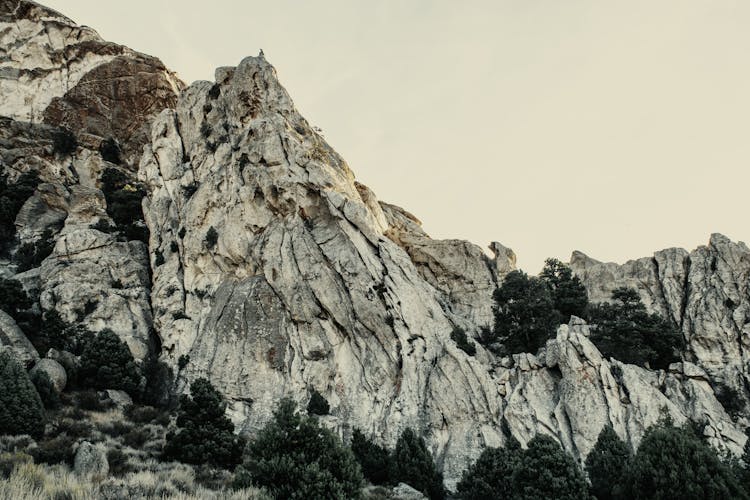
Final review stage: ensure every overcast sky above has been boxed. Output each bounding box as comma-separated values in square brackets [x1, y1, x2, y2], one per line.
[45, 0, 750, 272]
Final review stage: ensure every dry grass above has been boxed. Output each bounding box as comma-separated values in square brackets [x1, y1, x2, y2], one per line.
[0, 460, 269, 499]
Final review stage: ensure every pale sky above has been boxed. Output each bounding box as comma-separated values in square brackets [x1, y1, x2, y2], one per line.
[45, 1, 750, 273]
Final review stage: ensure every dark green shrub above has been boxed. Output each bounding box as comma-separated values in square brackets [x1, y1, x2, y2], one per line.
[307, 389, 330, 416]
[714, 382, 744, 418]
[539, 258, 588, 320]
[183, 183, 198, 198]
[163, 378, 245, 469]
[205, 226, 218, 249]
[0, 170, 40, 254]
[390, 428, 445, 500]
[91, 219, 116, 233]
[512, 435, 590, 500]
[99, 421, 134, 439]
[456, 440, 521, 499]
[99, 137, 121, 164]
[74, 389, 107, 411]
[15, 229, 55, 272]
[36, 309, 70, 354]
[488, 270, 560, 355]
[78, 329, 141, 395]
[588, 288, 682, 369]
[0, 277, 32, 319]
[123, 428, 150, 448]
[32, 435, 75, 465]
[585, 426, 630, 500]
[52, 128, 77, 156]
[178, 355, 190, 370]
[30, 369, 60, 410]
[55, 419, 92, 439]
[107, 447, 130, 475]
[154, 249, 165, 266]
[140, 356, 174, 409]
[351, 428, 391, 485]
[621, 422, 747, 499]
[100, 168, 149, 244]
[234, 398, 363, 499]
[0, 352, 45, 438]
[450, 327, 476, 356]
[124, 404, 163, 424]
[457, 436, 589, 500]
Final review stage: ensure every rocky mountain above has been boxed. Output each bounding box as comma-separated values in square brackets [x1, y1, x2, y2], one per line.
[1, 0, 749, 491]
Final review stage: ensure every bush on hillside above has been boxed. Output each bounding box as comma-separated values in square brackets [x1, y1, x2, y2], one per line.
[390, 428, 445, 500]
[539, 258, 588, 320]
[588, 287, 682, 369]
[486, 270, 560, 355]
[351, 428, 391, 485]
[78, 329, 141, 395]
[233, 398, 362, 499]
[163, 378, 245, 469]
[585, 426, 630, 500]
[0, 352, 45, 438]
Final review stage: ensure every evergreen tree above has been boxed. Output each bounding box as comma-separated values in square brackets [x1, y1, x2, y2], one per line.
[0, 352, 45, 438]
[0, 170, 40, 253]
[588, 288, 682, 369]
[30, 369, 61, 410]
[307, 389, 330, 416]
[539, 258, 589, 320]
[78, 329, 141, 394]
[391, 428, 445, 500]
[585, 425, 630, 500]
[456, 440, 522, 499]
[351, 428, 391, 485]
[0, 277, 32, 319]
[621, 423, 747, 499]
[490, 270, 560, 355]
[741, 429, 750, 492]
[163, 378, 245, 469]
[234, 398, 363, 499]
[512, 434, 590, 500]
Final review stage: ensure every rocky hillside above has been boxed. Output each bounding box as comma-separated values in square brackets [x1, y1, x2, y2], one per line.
[2, 0, 749, 490]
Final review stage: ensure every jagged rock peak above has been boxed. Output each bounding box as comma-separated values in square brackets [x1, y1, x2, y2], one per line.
[140, 55, 519, 488]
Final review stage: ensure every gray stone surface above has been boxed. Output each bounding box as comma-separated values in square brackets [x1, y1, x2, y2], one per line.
[74, 441, 109, 477]
[0, 309, 38, 366]
[29, 358, 67, 392]
[139, 55, 748, 487]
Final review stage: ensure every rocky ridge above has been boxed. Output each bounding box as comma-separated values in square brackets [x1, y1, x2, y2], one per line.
[1, 0, 749, 491]
[0, 0, 181, 359]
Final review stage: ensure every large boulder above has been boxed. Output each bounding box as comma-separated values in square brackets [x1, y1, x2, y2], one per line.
[74, 441, 109, 477]
[0, 309, 38, 366]
[29, 358, 67, 393]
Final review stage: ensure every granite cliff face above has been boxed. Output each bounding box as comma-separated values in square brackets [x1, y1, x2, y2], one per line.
[2, 0, 750, 491]
[571, 234, 750, 419]
[0, 0, 180, 359]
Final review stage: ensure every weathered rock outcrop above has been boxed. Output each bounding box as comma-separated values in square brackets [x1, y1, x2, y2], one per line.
[4, 1, 750, 491]
[73, 441, 109, 477]
[571, 234, 750, 411]
[29, 357, 66, 391]
[0, 0, 181, 164]
[140, 57, 510, 486]
[0, 308, 38, 365]
[0, 0, 181, 360]
[139, 56, 747, 486]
